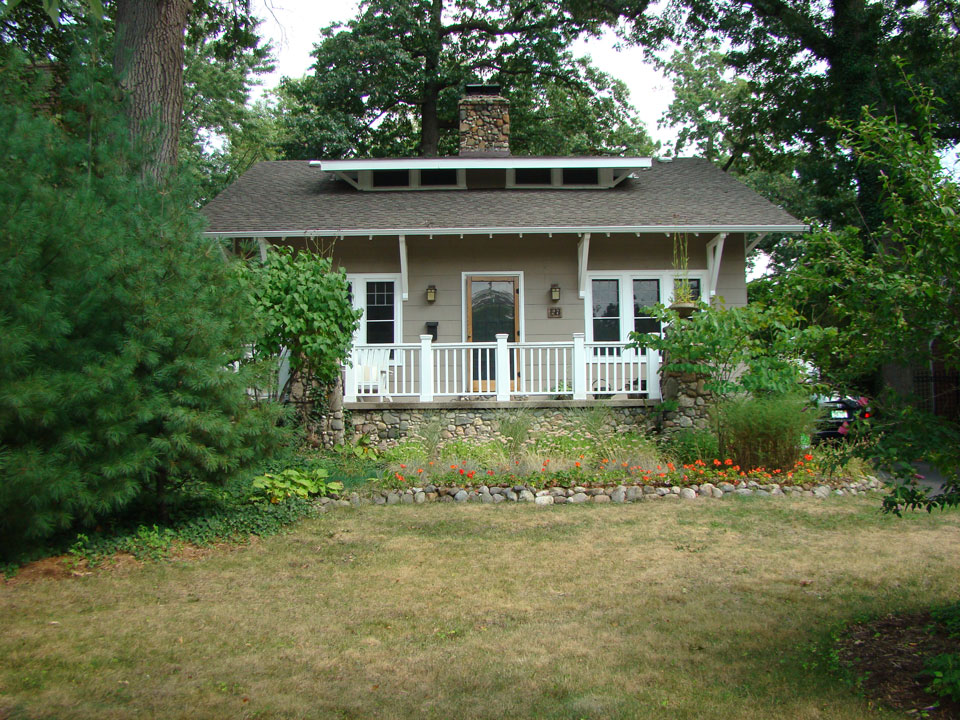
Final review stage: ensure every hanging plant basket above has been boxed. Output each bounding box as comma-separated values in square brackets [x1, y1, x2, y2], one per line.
[670, 301, 697, 319]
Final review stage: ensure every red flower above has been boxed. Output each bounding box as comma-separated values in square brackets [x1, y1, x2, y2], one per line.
[724, 459, 733, 465]
[459, 469, 465, 475]
[467, 471, 475, 479]
[400, 464, 406, 469]
[713, 459, 722, 466]
[804, 454, 813, 461]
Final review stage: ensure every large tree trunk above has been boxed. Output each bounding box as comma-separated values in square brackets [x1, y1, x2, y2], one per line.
[418, 0, 443, 156]
[113, 0, 192, 179]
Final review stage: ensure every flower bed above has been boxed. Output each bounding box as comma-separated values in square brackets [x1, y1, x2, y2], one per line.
[379, 455, 829, 493]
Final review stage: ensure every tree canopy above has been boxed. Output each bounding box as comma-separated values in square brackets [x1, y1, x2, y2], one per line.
[274, 0, 654, 159]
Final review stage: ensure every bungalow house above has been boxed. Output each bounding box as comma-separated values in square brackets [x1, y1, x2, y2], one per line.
[202, 85, 806, 443]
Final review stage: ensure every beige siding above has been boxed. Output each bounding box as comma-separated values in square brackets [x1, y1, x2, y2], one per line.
[278, 231, 747, 342]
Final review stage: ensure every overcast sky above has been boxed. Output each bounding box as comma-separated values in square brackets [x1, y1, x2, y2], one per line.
[250, 0, 677, 147]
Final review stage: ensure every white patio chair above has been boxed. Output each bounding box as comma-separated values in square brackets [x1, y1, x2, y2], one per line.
[356, 347, 393, 401]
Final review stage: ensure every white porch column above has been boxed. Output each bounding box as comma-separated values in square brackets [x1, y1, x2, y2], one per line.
[495, 334, 511, 402]
[646, 347, 662, 400]
[343, 348, 358, 403]
[572, 332, 587, 400]
[419, 334, 434, 402]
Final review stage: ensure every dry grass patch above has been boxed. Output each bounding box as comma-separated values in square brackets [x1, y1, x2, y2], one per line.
[2, 497, 960, 719]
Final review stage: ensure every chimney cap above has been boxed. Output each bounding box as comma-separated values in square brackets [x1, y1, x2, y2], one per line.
[464, 83, 502, 96]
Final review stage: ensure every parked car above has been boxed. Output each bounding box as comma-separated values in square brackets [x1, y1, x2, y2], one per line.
[814, 396, 873, 443]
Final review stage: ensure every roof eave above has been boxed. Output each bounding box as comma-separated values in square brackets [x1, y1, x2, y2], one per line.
[202, 224, 810, 238]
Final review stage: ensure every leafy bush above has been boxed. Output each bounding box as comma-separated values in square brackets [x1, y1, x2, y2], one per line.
[630, 303, 832, 399]
[251, 468, 343, 503]
[921, 653, 960, 703]
[242, 247, 361, 394]
[713, 393, 819, 471]
[0, 46, 287, 561]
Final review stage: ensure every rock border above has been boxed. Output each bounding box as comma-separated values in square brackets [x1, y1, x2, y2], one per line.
[318, 477, 885, 508]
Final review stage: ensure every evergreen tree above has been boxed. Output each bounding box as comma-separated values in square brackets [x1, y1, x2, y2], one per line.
[0, 42, 286, 559]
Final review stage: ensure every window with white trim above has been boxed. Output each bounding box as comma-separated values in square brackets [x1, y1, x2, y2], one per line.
[346, 274, 402, 345]
[585, 271, 706, 344]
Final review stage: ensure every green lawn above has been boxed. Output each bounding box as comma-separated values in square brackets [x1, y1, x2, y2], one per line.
[2, 496, 959, 719]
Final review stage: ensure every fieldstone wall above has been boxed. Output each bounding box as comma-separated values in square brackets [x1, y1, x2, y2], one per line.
[320, 476, 886, 509]
[346, 404, 654, 448]
[459, 94, 510, 155]
[659, 370, 712, 432]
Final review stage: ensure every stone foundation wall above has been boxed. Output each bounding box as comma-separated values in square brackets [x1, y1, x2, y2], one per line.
[346, 403, 655, 448]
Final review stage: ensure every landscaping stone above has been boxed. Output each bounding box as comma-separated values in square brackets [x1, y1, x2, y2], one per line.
[454, 490, 468, 502]
[680, 488, 697, 500]
[401, 493, 414, 504]
[535, 495, 554, 506]
[593, 494, 610, 503]
[519, 490, 535, 502]
[661, 493, 679, 501]
[611, 488, 626, 503]
[569, 492, 588, 503]
[415, 491, 426, 504]
[735, 488, 753, 496]
[813, 486, 832, 499]
[387, 493, 400, 505]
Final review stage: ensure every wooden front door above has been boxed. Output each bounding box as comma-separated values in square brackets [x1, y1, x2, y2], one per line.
[466, 275, 519, 391]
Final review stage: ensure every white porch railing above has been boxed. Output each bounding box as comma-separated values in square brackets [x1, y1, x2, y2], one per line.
[343, 333, 661, 403]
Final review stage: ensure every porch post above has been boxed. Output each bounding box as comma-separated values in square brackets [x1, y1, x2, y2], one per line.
[419, 334, 434, 402]
[572, 333, 587, 400]
[495, 333, 510, 402]
[646, 347, 662, 400]
[343, 347, 358, 403]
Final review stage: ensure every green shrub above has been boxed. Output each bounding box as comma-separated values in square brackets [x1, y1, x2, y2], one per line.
[921, 652, 960, 703]
[661, 429, 720, 464]
[714, 393, 818, 470]
[439, 440, 507, 467]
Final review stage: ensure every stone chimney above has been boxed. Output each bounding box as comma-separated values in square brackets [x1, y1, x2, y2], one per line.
[459, 84, 510, 156]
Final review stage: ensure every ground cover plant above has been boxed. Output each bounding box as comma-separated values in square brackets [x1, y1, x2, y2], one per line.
[2, 497, 959, 719]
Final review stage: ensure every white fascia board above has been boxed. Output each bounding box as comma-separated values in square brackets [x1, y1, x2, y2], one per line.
[310, 157, 653, 171]
[204, 223, 809, 239]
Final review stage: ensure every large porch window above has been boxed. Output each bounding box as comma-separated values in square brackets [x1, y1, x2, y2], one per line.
[585, 270, 706, 343]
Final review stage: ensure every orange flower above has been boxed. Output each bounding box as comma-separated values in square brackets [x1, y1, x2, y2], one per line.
[417, 468, 423, 474]
[622, 462, 628, 467]
[602, 458, 609, 464]
[400, 464, 406, 469]
[450, 464, 457, 470]
[724, 458, 733, 465]
[713, 459, 722, 466]
[579, 454, 585, 459]
[575, 461, 581, 468]
[804, 453, 813, 461]
[429, 461, 434, 466]
[543, 459, 550, 465]
[667, 462, 675, 471]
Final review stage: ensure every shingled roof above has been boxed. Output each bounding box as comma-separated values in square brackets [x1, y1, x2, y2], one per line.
[201, 158, 805, 237]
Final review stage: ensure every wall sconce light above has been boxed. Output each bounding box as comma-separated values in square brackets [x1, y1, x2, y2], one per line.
[426, 285, 437, 303]
[550, 284, 561, 302]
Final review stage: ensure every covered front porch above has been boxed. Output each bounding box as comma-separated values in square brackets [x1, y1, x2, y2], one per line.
[344, 333, 661, 404]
